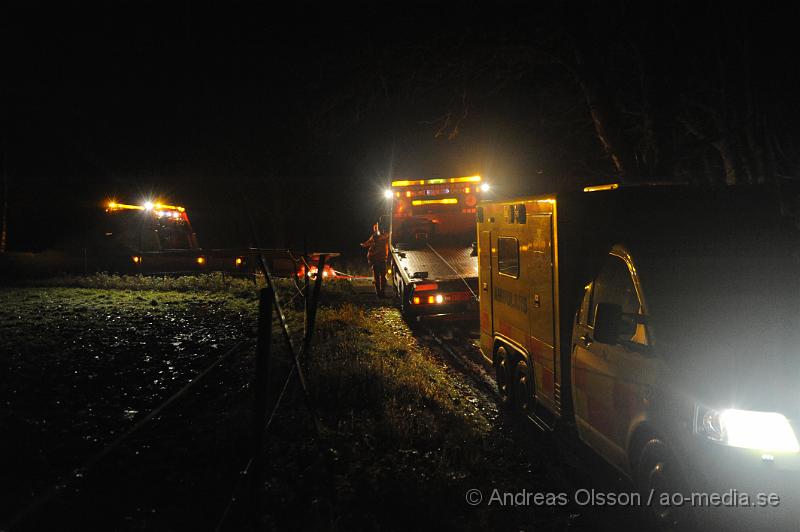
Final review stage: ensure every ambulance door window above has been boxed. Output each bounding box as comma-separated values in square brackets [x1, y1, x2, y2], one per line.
[497, 237, 520, 278]
[592, 255, 642, 343]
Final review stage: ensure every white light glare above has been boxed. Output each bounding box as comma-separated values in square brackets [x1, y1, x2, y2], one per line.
[720, 409, 800, 453]
[143, 201, 154, 210]
[383, 189, 393, 199]
[480, 183, 490, 192]
[435, 294, 444, 304]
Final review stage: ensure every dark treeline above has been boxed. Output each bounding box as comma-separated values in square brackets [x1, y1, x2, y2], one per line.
[300, 2, 800, 189]
[2, 2, 799, 251]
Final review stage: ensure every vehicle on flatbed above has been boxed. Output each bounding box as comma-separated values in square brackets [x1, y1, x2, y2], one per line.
[102, 200, 297, 276]
[386, 175, 487, 321]
[478, 184, 800, 530]
[0, 199, 325, 278]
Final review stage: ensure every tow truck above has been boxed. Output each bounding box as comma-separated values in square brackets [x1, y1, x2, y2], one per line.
[102, 199, 298, 276]
[0, 198, 334, 278]
[386, 175, 486, 321]
[478, 183, 800, 530]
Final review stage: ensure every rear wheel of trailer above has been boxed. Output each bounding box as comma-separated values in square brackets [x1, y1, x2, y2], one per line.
[494, 345, 514, 405]
[512, 356, 534, 414]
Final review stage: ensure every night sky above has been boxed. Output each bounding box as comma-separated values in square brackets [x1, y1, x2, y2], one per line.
[3, 2, 800, 254]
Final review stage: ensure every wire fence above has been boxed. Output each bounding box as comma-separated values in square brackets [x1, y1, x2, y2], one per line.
[214, 363, 297, 532]
[1, 252, 330, 532]
[2, 338, 252, 531]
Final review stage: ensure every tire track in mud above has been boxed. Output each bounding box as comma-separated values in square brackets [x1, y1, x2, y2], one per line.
[415, 323, 653, 532]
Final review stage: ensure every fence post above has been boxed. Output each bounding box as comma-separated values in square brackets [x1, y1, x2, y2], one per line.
[251, 286, 274, 524]
[305, 254, 327, 348]
[303, 256, 311, 338]
[256, 252, 321, 434]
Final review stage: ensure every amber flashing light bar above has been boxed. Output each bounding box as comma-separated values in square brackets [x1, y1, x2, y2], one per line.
[583, 183, 620, 193]
[411, 198, 459, 206]
[391, 175, 481, 187]
[107, 201, 186, 212]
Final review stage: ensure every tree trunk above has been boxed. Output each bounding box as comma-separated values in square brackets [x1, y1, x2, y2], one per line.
[636, 36, 675, 180]
[0, 179, 6, 254]
[1, 134, 6, 254]
[712, 137, 740, 186]
[571, 42, 640, 182]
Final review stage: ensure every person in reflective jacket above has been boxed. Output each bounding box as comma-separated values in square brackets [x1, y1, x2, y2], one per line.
[361, 223, 389, 297]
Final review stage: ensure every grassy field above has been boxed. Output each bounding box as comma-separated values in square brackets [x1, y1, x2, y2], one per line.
[1, 274, 578, 531]
[0, 280, 264, 529]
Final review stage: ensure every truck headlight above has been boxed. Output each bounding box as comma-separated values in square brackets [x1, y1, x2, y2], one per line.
[696, 406, 800, 452]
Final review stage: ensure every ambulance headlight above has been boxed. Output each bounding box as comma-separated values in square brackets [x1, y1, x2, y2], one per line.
[695, 406, 800, 452]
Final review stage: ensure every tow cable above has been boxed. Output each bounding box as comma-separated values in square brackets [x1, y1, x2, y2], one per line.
[425, 243, 479, 301]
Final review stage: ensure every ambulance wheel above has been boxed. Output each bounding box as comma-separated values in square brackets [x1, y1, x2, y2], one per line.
[512, 357, 534, 414]
[635, 438, 695, 531]
[494, 346, 513, 405]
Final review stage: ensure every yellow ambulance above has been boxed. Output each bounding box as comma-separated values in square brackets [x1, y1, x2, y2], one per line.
[477, 184, 800, 530]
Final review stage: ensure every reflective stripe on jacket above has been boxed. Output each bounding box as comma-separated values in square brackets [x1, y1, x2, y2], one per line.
[363, 232, 389, 264]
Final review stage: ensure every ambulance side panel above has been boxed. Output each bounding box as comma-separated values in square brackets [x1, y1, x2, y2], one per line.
[491, 219, 528, 355]
[478, 228, 494, 357]
[526, 211, 557, 412]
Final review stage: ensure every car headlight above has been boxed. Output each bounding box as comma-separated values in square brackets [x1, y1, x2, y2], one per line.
[696, 406, 800, 452]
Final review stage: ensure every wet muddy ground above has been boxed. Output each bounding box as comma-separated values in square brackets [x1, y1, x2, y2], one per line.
[0, 287, 260, 530]
[2, 281, 652, 531]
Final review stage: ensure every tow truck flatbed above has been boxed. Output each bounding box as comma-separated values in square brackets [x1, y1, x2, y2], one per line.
[392, 244, 477, 283]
